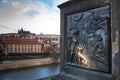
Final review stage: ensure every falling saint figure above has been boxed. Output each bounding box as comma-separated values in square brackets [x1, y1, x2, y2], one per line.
[77, 44, 87, 65]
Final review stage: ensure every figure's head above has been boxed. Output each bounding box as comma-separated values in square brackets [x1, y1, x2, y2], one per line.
[73, 28, 79, 35]
[97, 36, 102, 41]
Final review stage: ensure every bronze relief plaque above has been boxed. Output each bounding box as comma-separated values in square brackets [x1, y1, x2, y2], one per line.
[66, 5, 110, 72]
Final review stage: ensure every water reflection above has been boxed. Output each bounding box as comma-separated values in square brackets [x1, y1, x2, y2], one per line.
[0, 64, 59, 80]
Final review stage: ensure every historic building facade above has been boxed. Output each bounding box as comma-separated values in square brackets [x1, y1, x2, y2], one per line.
[2, 38, 41, 54]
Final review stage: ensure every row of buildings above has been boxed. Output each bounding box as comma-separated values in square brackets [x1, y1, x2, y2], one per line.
[0, 28, 60, 55]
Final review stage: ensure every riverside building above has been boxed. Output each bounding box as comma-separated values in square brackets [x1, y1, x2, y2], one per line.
[2, 38, 41, 54]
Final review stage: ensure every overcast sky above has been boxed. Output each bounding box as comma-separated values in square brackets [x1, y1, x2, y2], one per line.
[0, 0, 68, 35]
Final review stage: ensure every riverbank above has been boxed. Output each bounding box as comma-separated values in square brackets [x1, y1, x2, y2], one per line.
[0, 58, 59, 70]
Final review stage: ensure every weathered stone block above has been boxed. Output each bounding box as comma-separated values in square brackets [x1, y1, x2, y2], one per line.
[56, 0, 120, 80]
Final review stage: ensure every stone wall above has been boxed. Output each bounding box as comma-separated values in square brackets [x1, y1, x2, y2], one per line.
[58, 0, 120, 80]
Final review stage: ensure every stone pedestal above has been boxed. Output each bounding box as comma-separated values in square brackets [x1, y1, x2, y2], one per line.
[55, 0, 120, 80]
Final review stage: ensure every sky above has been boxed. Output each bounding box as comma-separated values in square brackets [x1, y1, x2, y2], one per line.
[0, 0, 68, 35]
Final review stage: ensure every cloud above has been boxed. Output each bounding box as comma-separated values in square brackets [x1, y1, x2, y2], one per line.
[17, 6, 33, 15]
[2, 0, 8, 3]
[11, 1, 22, 8]
[0, 0, 68, 34]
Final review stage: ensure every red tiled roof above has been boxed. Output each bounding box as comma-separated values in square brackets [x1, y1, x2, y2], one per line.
[42, 47, 52, 53]
[3, 38, 41, 45]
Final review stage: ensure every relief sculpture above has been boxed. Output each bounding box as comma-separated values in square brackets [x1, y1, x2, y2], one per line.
[67, 5, 110, 72]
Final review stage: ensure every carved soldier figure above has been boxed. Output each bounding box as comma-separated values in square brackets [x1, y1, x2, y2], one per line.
[69, 28, 79, 63]
[68, 27, 85, 65]
[93, 36, 104, 58]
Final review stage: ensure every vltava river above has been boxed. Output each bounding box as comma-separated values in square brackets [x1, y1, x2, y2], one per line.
[0, 64, 59, 80]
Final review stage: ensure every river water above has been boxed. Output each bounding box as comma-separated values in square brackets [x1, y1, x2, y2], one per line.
[0, 64, 60, 80]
